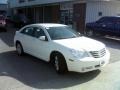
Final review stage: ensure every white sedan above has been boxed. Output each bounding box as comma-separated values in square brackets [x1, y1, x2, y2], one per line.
[14, 23, 110, 74]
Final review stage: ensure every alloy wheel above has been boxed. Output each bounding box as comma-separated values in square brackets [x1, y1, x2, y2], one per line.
[16, 44, 22, 55]
[54, 56, 59, 71]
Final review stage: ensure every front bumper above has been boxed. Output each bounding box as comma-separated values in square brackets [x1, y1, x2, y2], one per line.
[66, 50, 110, 73]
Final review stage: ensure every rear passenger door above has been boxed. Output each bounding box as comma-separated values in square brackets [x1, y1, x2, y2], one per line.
[20, 27, 34, 54]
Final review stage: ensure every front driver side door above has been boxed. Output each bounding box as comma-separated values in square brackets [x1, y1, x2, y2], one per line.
[32, 27, 51, 61]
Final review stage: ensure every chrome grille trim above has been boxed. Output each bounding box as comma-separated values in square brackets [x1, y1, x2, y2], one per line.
[90, 48, 106, 58]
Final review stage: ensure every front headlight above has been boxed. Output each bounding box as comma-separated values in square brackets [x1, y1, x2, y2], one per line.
[70, 49, 89, 59]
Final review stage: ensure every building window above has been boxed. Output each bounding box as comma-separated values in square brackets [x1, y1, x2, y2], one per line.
[19, 0, 25, 3]
[60, 10, 73, 25]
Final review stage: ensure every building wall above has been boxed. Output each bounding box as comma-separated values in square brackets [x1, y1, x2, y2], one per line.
[9, 0, 120, 32]
[0, 4, 8, 15]
[10, 0, 120, 23]
[9, 0, 73, 8]
[86, 1, 120, 23]
[0, 4, 7, 11]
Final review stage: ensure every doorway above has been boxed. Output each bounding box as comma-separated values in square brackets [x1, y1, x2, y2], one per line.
[73, 3, 86, 33]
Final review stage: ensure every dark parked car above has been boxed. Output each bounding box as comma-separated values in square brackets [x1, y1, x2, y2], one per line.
[0, 15, 7, 32]
[86, 16, 120, 36]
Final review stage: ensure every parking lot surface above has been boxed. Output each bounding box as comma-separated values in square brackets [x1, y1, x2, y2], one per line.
[0, 28, 120, 90]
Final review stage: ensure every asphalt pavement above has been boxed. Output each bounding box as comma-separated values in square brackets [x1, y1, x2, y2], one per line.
[0, 28, 120, 90]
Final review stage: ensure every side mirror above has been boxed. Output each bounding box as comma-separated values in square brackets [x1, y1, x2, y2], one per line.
[78, 32, 83, 36]
[39, 36, 46, 41]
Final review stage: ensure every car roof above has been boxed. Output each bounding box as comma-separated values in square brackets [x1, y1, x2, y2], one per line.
[102, 16, 120, 18]
[30, 23, 67, 28]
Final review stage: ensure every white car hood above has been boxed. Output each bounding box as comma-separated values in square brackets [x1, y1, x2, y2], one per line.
[54, 36, 105, 51]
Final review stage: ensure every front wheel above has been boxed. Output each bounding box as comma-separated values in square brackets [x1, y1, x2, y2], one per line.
[53, 53, 68, 74]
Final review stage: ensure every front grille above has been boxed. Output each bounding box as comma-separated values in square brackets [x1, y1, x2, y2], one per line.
[90, 48, 106, 58]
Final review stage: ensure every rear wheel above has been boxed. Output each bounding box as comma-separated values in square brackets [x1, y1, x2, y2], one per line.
[52, 53, 68, 74]
[16, 42, 24, 56]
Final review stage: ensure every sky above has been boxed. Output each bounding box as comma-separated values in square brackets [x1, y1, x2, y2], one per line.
[0, 0, 7, 4]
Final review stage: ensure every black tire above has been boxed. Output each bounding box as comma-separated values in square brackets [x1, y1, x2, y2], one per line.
[3, 28, 7, 32]
[52, 53, 68, 74]
[0, 28, 6, 32]
[16, 42, 24, 56]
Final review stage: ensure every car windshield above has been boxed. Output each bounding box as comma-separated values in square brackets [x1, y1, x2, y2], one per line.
[98, 17, 117, 23]
[46, 26, 81, 40]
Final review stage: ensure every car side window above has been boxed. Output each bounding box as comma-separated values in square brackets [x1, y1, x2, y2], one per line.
[21, 27, 34, 36]
[33, 27, 46, 38]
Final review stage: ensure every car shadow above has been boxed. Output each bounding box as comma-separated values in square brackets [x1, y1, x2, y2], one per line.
[0, 51, 101, 89]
